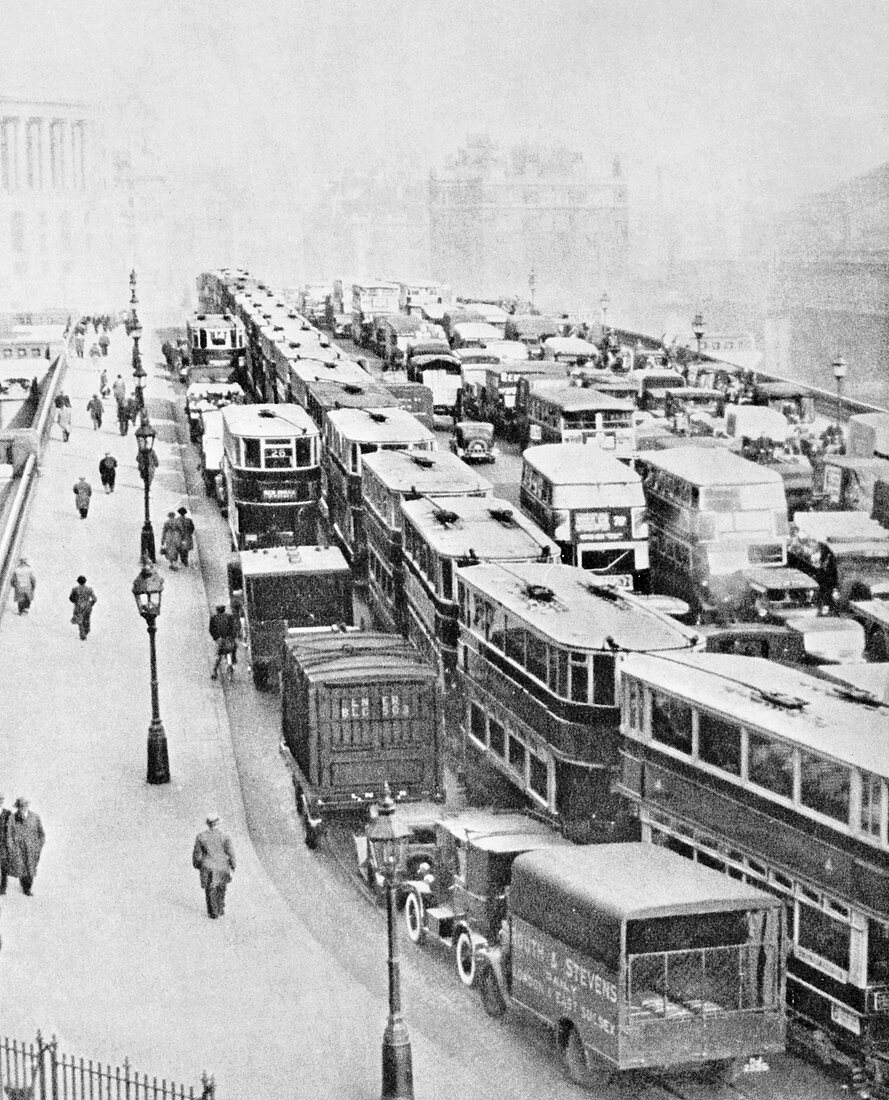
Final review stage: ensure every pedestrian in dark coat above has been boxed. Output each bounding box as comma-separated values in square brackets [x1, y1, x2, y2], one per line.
[73, 476, 92, 518]
[175, 507, 195, 566]
[209, 604, 239, 680]
[69, 575, 97, 640]
[57, 404, 72, 442]
[0, 795, 11, 889]
[1, 798, 45, 896]
[126, 395, 139, 426]
[117, 400, 131, 436]
[86, 394, 103, 430]
[98, 331, 110, 356]
[160, 512, 182, 569]
[192, 814, 235, 918]
[98, 453, 117, 493]
[99, 368, 110, 398]
[11, 557, 36, 614]
[112, 375, 126, 407]
[74, 333, 85, 358]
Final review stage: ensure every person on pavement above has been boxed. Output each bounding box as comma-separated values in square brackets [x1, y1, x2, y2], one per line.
[74, 332, 85, 358]
[73, 476, 92, 518]
[112, 375, 126, 408]
[88, 342, 102, 364]
[11, 557, 36, 615]
[0, 795, 10, 891]
[98, 331, 110, 356]
[209, 604, 239, 681]
[99, 368, 110, 398]
[57, 403, 72, 442]
[2, 798, 45, 896]
[69, 575, 97, 640]
[192, 813, 235, 919]
[117, 399, 131, 436]
[175, 507, 195, 566]
[160, 512, 182, 570]
[86, 394, 103, 431]
[98, 453, 117, 493]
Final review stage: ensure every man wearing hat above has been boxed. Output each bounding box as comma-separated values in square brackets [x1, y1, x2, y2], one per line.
[1, 798, 45, 896]
[11, 557, 36, 615]
[98, 453, 118, 494]
[191, 814, 236, 919]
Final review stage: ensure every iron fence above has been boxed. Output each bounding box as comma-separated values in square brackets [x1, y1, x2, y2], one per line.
[1, 1034, 214, 1100]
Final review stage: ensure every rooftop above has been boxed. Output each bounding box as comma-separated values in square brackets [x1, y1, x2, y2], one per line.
[237, 544, 350, 578]
[521, 443, 642, 484]
[221, 403, 317, 437]
[362, 449, 493, 496]
[402, 497, 557, 560]
[638, 445, 784, 485]
[326, 406, 435, 444]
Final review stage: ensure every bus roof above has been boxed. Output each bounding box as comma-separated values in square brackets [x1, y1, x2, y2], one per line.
[362, 449, 493, 495]
[237, 544, 350, 579]
[521, 444, 641, 484]
[189, 313, 241, 329]
[434, 809, 564, 851]
[402, 497, 557, 560]
[638, 446, 784, 486]
[511, 844, 779, 926]
[793, 510, 889, 546]
[325, 406, 435, 444]
[621, 651, 889, 773]
[306, 378, 400, 411]
[457, 562, 698, 651]
[530, 384, 634, 412]
[222, 403, 317, 437]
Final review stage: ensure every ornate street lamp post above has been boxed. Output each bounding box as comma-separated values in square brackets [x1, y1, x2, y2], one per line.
[130, 269, 146, 412]
[135, 416, 158, 563]
[692, 312, 705, 361]
[599, 291, 610, 329]
[832, 354, 847, 437]
[132, 558, 170, 785]
[366, 786, 414, 1100]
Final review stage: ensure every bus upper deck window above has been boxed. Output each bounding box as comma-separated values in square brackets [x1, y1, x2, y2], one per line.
[210, 330, 227, 347]
[243, 438, 261, 468]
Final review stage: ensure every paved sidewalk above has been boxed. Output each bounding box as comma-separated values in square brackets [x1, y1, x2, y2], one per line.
[0, 328, 474, 1097]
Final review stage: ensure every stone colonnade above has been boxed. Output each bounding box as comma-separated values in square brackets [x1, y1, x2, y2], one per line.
[0, 115, 87, 193]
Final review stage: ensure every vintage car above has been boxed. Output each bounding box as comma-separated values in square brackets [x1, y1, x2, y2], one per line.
[450, 421, 497, 463]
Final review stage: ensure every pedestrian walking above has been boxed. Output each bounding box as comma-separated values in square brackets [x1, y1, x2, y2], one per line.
[69, 574, 97, 640]
[0, 795, 10, 892]
[175, 506, 195, 566]
[192, 813, 235, 919]
[126, 395, 139, 427]
[116, 400, 131, 436]
[98, 453, 117, 493]
[1, 798, 45, 896]
[73, 476, 92, 518]
[98, 331, 110, 356]
[86, 393, 103, 430]
[160, 512, 182, 569]
[209, 604, 239, 680]
[54, 390, 71, 410]
[56, 403, 72, 442]
[88, 342, 102, 364]
[99, 368, 110, 398]
[112, 375, 126, 408]
[74, 333, 85, 358]
[10, 557, 36, 615]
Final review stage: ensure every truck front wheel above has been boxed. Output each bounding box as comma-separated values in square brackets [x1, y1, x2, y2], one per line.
[455, 929, 477, 987]
[404, 891, 426, 944]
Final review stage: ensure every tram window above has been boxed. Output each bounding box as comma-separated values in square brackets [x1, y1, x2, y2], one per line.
[489, 719, 505, 758]
[626, 680, 643, 731]
[548, 647, 568, 696]
[508, 734, 527, 775]
[748, 733, 793, 799]
[295, 437, 313, 467]
[861, 772, 884, 840]
[469, 704, 486, 746]
[797, 902, 850, 973]
[650, 692, 692, 754]
[264, 440, 295, 469]
[525, 633, 547, 683]
[569, 653, 589, 704]
[696, 850, 726, 874]
[698, 712, 741, 775]
[592, 654, 615, 706]
[800, 753, 850, 823]
[868, 920, 889, 984]
[529, 752, 548, 800]
[243, 438, 262, 468]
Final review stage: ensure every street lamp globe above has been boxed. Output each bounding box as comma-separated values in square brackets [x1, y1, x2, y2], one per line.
[135, 418, 156, 454]
[832, 355, 848, 383]
[132, 558, 164, 619]
[366, 784, 412, 881]
[692, 312, 705, 341]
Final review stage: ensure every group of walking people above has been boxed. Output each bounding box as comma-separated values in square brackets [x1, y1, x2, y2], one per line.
[161, 508, 196, 569]
[0, 795, 45, 896]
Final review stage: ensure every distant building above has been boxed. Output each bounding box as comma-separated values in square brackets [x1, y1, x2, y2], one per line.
[428, 135, 628, 306]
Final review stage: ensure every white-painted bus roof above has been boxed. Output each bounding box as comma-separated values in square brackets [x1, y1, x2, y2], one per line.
[238, 544, 350, 578]
[325, 406, 435, 444]
[222, 403, 318, 437]
[522, 444, 641, 484]
[362, 449, 493, 495]
[402, 497, 558, 560]
[456, 562, 697, 651]
[621, 651, 889, 774]
[529, 383, 634, 412]
[638, 446, 784, 486]
[793, 511, 889, 545]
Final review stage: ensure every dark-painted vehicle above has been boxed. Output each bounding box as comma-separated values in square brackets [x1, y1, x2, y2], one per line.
[450, 421, 497, 463]
[399, 810, 567, 987]
[789, 510, 889, 609]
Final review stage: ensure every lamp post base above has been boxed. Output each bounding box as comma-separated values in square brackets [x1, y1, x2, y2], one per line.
[147, 718, 170, 785]
[381, 1016, 413, 1100]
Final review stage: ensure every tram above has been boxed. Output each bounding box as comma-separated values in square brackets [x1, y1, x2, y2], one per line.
[221, 403, 321, 549]
[185, 313, 246, 384]
[522, 383, 636, 457]
[617, 650, 889, 1086]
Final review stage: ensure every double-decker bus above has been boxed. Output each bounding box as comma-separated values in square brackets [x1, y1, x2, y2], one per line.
[185, 313, 246, 384]
[617, 650, 889, 1086]
[400, 496, 558, 677]
[351, 280, 400, 347]
[323, 407, 435, 570]
[523, 383, 635, 457]
[405, 342, 463, 416]
[636, 447, 790, 620]
[520, 444, 649, 590]
[362, 449, 493, 634]
[456, 562, 699, 839]
[221, 404, 321, 548]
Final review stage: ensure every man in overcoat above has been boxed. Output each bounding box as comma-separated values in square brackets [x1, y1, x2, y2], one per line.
[2, 798, 45, 896]
[192, 814, 235, 919]
[0, 794, 11, 892]
[69, 575, 98, 640]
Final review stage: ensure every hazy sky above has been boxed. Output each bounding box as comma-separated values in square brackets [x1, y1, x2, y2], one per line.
[5, 0, 889, 203]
